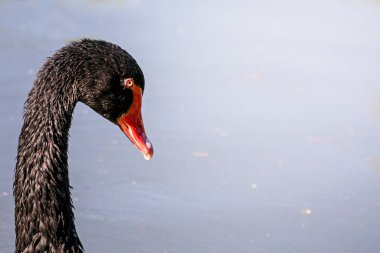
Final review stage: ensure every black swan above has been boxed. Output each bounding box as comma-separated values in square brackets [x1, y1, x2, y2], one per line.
[14, 39, 153, 252]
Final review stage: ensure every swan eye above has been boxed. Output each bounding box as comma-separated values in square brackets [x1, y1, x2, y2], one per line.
[123, 78, 134, 88]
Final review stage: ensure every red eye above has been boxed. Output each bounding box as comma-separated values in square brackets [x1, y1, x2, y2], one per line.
[124, 78, 134, 88]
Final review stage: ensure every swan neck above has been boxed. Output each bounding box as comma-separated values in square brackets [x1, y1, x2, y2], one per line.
[14, 77, 83, 252]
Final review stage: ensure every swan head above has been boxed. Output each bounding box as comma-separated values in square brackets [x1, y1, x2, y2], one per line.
[75, 39, 153, 160]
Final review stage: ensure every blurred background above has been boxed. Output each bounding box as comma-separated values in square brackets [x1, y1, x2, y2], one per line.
[1, 0, 380, 252]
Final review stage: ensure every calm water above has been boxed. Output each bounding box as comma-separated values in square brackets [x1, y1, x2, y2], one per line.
[1, 0, 380, 252]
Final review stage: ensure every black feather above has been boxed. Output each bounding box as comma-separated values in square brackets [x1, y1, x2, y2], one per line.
[14, 39, 145, 253]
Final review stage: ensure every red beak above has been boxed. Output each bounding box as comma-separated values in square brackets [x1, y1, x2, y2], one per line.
[117, 85, 153, 160]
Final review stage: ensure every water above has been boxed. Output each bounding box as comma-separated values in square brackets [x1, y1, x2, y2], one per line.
[1, 0, 380, 252]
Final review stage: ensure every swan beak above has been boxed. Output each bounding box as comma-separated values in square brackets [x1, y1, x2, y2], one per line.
[117, 86, 154, 160]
